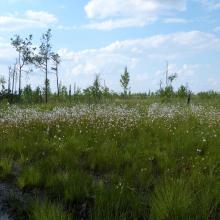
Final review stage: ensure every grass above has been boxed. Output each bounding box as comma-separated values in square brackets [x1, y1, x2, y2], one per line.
[31, 200, 72, 220]
[0, 101, 219, 219]
[0, 157, 13, 179]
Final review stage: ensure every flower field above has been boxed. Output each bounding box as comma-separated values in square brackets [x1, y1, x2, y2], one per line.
[0, 103, 219, 219]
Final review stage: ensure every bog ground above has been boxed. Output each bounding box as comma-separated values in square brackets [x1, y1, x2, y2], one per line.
[0, 101, 219, 219]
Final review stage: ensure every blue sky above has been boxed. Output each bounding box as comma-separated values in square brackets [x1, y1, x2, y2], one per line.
[0, 0, 220, 92]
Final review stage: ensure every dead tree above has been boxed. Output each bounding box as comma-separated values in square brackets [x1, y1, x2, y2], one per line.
[11, 35, 33, 96]
[51, 53, 61, 96]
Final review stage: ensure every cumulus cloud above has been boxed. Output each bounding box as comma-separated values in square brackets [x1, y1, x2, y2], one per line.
[59, 31, 220, 62]
[83, 17, 156, 30]
[25, 10, 57, 23]
[0, 10, 57, 31]
[57, 25, 77, 31]
[0, 30, 219, 92]
[163, 18, 189, 24]
[85, 0, 186, 19]
[84, 0, 187, 30]
[56, 31, 220, 91]
[0, 38, 15, 62]
[200, 0, 220, 9]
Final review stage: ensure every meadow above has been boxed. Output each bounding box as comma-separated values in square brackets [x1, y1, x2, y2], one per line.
[0, 100, 219, 219]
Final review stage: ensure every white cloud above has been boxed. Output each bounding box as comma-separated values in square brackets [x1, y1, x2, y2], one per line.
[0, 37, 16, 82]
[0, 10, 57, 31]
[152, 63, 200, 88]
[0, 37, 15, 61]
[84, 0, 186, 30]
[4, 0, 34, 3]
[59, 31, 220, 65]
[1, 30, 219, 92]
[57, 31, 220, 91]
[83, 17, 156, 30]
[200, 0, 220, 9]
[25, 10, 57, 23]
[57, 25, 77, 31]
[85, 0, 186, 19]
[163, 18, 189, 24]
[207, 77, 220, 90]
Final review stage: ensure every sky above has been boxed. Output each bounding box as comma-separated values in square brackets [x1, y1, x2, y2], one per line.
[0, 0, 220, 93]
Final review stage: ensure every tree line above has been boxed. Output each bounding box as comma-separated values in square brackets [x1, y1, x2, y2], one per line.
[0, 28, 130, 103]
[0, 28, 216, 104]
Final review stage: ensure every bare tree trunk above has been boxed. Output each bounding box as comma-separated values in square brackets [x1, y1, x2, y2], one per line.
[18, 52, 22, 96]
[15, 69, 18, 94]
[166, 61, 169, 87]
[12, 65, 15, 95]
[19, 66, 22, 96]
[74, 83, 76, 94]
[69, 84, 71, 97]
[8, 67, 11, 93]
[45, 58, 48, 103]
[56, 63, 59, 96]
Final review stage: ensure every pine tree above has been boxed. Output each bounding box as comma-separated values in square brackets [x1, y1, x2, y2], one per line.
[33, 29, 53, 103]
[11, 35, 33, 96]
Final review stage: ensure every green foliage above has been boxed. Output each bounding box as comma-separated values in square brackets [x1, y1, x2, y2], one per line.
[176, 85, 189, 98]
[167, 73, 177, 86]
[64, 171, 93, 202]
[11, 34, 33, 96]
[17, 166, 42, 189]
[150, 174, 220, 220]
[94, 183, 147, 219]
[150, 179, 192, 220]
[0, 103, 220, 218]
[33, 86, 42, 103]
[31, 200, 72, 220]
[42, 79, 51, 101]
[0, 157, 13, 179]
[20, 85, 42, 103]
[197, 91, 220, 99]
[83, 74, 110, 103]
[60, 85, 68, 97]
[120, 67, 130, 96]
[33, 29, 53, 103]
[38, 29, 52, 59]
[0, 75, 6, 91]
[22, 85, 33, 103]
[158, 86, 175, 99]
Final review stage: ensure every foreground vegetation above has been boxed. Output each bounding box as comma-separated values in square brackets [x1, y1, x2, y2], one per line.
[0, 100, 220, 219]
[0, 20, 218, 220]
